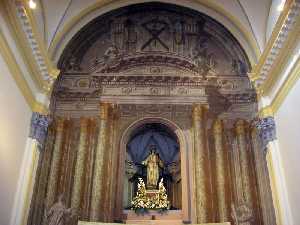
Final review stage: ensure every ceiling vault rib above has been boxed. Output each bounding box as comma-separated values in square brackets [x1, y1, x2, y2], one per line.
[235, 0, 262, 52]
[48, 0, 74, 51]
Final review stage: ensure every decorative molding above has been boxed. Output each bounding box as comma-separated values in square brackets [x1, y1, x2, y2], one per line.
[9, 0, 59, 92]
[0, 28, 49, 114]
[251, 0, 300, 92]
[29, 112, 50, 148]
[0, 28, 35, 108]
[271, 56, 300, 113]
[258, 57, 300, 115]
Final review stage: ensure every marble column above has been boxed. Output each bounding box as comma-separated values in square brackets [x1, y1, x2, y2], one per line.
[103, 105, 115, 222]
[46, 118, 65, 208]
[192, 104, 208, 223]
[90, 103, 110, 221]
[251, 123, 276, 225]
[213, 119, 228, 222]
[108, 112, 118, 222]
[235, 120, 252, 207]
[71, 118, 89, 210]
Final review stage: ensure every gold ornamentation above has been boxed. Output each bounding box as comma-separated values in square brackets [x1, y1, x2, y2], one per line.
[213, 119, 223, 134]
[142, 145, 164, 189]
[99, 102, 110, 120]
[131, 178, 169, 212]
[235, 119, 246, 135]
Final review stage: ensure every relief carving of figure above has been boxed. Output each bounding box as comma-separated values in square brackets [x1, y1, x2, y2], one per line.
[142, 145, 164, 189]
[231, 203, 254, 225]
[191, 38, 216, 76]
[45, 195, 78, 225]
[101, 45, 122, 71]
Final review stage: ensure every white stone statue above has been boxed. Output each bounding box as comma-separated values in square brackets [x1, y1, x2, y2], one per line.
[231, 203, 253, 225]
[45, 195, 77, 225]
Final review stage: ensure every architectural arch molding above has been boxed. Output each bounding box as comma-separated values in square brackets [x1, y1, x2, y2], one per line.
[116, 116, 192, 222]
[49, 0, 259, 67]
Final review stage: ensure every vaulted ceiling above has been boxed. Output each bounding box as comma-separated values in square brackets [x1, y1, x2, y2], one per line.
[31, 0, 285, 64]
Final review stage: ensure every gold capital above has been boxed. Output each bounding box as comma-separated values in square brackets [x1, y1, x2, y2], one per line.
[213, 119, 223, 134]
[99, 102, 110, 120]
[192, 104, 207, 120]
[235, 119, 246, 135]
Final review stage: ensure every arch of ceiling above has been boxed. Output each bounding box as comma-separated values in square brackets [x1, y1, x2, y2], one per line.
[49, 0, 260, 67]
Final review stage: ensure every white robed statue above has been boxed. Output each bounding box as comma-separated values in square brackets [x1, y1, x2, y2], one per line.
[142, 145, 164, 189]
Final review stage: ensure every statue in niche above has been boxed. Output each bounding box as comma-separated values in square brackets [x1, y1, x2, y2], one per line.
[231, 203, 254, 225]
[45, 194, 78, 225]
[142, 145, 164, 189]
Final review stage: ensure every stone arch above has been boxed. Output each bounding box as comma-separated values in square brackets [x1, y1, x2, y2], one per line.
[116, 117, 191, 222]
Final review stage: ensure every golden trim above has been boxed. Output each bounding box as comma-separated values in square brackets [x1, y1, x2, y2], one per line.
[262, 23, 300, 94]
[266, 149, 283, 225]
[271, 56, 300, 113]
[258, 106, 274, 117]
[0, 27, 49, 115]
[0, 29, 36, 109]
[259, 57, 300, 116]
[33, 101, 49, 115]
[250, 0, 294, 81]
[48, 0, 260, 65]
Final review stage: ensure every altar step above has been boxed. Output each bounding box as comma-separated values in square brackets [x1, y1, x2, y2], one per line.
[123, 210, 230, 225]
[79, 221, 230, 225]
[125, 219, 182, 225]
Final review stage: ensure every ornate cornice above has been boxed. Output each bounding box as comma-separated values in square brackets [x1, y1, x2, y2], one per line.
[250, 0, 300, 93]
[10, 0, 60, 92]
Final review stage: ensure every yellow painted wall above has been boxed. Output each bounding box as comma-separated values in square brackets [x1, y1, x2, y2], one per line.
[0, 53, 32, 225]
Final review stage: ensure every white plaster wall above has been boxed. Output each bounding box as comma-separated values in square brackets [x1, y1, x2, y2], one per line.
[0, 54, 32, 225]
[275, 78, 300, 225]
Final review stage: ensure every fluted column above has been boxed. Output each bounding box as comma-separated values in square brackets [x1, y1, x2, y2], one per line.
[46, 118, 64, 208]
[236, 120, 252, 207]
[71, 118, 89, 210]
[213, 119, 228, 222]
[90, 103, 110, 221]
[192, 104, 208, 223]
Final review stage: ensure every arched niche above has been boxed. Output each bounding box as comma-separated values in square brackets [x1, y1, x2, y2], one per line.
[117, 117, 191, 221]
